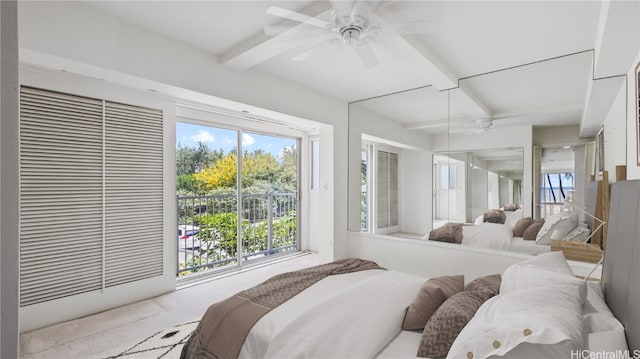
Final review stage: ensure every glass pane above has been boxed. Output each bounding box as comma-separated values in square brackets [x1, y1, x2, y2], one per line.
[361, 149, 369, 232]
[311, 140, 320, 190]
[176, 122, 239, 275]
[441, 165, 449, 190]
[242, 132, 298, 263]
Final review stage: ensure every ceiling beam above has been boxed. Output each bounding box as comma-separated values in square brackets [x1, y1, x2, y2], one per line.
[220, 2, 331, 70]
[405, 102, 582, 131]
[397, 35, 492, 117]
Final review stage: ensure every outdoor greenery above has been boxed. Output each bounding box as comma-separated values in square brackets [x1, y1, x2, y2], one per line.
[177, 141, 298, 275]
[177, 142, 297, 195]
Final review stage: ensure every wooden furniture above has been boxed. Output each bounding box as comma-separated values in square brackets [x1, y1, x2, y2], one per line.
[550, 240, 603, 264]
[585, 171, 608, 250]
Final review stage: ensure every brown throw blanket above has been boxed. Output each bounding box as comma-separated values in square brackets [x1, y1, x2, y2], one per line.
[180, 258, 384, 359]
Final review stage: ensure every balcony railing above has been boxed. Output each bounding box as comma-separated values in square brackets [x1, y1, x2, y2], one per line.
[177, 192, 297, 276]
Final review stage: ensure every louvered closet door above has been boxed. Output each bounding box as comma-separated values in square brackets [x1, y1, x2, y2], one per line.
[20, 87, 104, 306]
[20, 87, 165, 306]
[104, 102, 163, 287]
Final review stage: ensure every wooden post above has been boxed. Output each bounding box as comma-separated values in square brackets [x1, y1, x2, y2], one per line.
[616, 165, 627, 181]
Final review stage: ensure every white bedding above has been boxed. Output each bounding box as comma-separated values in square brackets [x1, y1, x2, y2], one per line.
[461, 224, 551, 255]
[374, 282, 621, 358]
[239, 269, 425, 359]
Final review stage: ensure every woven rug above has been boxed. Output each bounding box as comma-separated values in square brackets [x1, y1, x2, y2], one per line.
[96, 321, 198, 359]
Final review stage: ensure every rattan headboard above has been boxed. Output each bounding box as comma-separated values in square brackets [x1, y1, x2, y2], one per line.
[603, 180, 640, 350]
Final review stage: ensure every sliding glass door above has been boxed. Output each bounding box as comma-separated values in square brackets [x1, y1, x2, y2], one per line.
[176, 123, 299, 276]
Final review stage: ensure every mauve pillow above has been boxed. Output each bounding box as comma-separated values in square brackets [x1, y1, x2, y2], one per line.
[523, 220, 545, 241]
[417, 290, 486, 357]
[513, 217, 534, 237]
[464, 274, 502, 301]
[402, 275, 464, 330]
[429, 223, 463, 244]
[483, 209, 506, 224]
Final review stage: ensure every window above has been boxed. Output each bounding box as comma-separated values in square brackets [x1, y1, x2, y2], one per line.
[361, 147, 369, 232]
[376, 150, 398, 230]
[311, 140, 319, 190]
[176, 122, 300, 275]
[440, 165, 456, 190]
[540, 172, 575, 203]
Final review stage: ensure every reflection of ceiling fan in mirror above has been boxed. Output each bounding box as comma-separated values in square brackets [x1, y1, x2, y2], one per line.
[265, 0, 434, 69]
[450, 118, 496, 135]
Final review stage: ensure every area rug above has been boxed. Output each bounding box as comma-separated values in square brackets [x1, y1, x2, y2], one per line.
[97, 321, 198, 359]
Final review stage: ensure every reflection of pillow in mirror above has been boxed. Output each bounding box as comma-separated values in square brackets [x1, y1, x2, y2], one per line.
[428, 223, 463, 244]
[503, 203, 519, 211]
[535, 212, 577, 245]
[483, 209, 506, 224]
[507, 208, 524, 227]
[513, 217, 534, 237]
[474, 215, 483, 225]
[564, 223, 591, 242]
[522, 220, 544, 241]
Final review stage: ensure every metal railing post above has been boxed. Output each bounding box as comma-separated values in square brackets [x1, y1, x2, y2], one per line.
[267, 192, 274, 255]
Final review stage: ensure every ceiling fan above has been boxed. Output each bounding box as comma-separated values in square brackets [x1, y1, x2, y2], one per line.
[265, 0, 434, 69]
[449, 118, 496, 135]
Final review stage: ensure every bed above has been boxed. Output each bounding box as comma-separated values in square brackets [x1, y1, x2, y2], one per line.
[181, 180, 640, 359]
[436, 173, 609, 255]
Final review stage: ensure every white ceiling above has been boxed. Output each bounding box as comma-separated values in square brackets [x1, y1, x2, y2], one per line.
[83, 0, 639, 135]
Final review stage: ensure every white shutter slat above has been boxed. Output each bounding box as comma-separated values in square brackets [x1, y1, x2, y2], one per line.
[20, 86, 104, 307]
[104, 101, 163, 287]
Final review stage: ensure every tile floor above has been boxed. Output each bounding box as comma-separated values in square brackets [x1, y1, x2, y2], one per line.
[20, 252, 320, 359]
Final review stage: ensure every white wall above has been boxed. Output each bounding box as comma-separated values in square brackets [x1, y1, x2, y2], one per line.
[627, 50, 640, 180]
[347, 104, 431, 232]
[472, 168, 489, 218]
[18, 0, 349, 263]
[399, 150, 432, 235]
[602, 81, 627, 183]
[1, 1, 19, 356]
[432, 125, 534, 218]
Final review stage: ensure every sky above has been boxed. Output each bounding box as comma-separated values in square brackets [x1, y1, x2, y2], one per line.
[176, 122, 295, 158]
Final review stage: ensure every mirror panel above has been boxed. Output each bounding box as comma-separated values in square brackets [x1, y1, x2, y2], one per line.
[432, 148, 523, 229]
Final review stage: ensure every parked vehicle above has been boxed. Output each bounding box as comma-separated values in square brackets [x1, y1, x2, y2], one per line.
[178, 225, 200, 251]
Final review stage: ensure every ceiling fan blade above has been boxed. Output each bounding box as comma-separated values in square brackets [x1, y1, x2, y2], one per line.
[329, 0, 355, 19]
[350, 0, 381, 20]
[266, 6, 330, 29]
[264, 23, 322, 37]
[353, 43, 380, 69]
[292, 40, 330, 62]
[381, 21, 437, 35]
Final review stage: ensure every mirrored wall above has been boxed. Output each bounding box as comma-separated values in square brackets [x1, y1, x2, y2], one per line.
[345, 50, 617, 259]
[433, 148, 523, 229]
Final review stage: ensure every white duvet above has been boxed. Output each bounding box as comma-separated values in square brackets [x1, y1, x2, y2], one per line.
[461, 223, 513, 251]
[238, 269, 425, 359]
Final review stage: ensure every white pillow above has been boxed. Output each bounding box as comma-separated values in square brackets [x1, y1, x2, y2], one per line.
[564, 223, 591, 243]
[474, 215, 484, 225]
[500, 252, 587, 304]
[447, 285, 584, 359]
[583, 282, 624, 334]
[535, 212, 577, 245]
[508, 208, 523, 227]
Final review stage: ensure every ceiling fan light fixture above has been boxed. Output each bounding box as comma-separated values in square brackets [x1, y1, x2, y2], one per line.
[340, 25, 363, 44]
[476, 118, 493, 129]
